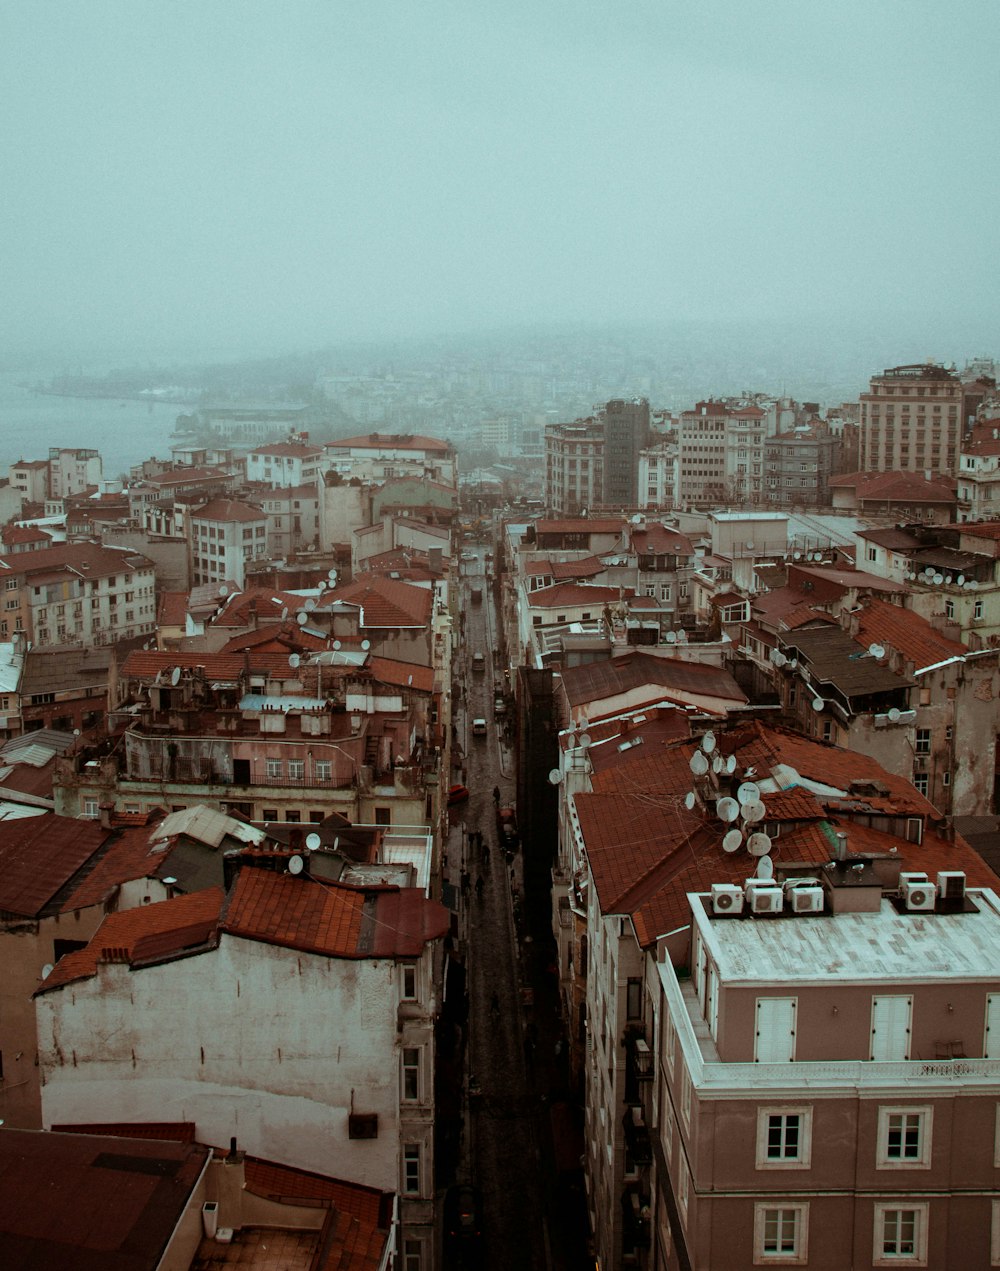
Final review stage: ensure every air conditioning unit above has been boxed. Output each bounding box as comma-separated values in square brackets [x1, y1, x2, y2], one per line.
[790, 886, 824, 914]
[711, 883, 744, 915]
[899, 871, 929, 890]
[747, 884, 783, 915]
[903, 880, 936, 911]
[937, 870, 966, 901]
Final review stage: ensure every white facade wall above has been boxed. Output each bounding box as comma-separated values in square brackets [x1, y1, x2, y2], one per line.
[37, 933, 422, 1193]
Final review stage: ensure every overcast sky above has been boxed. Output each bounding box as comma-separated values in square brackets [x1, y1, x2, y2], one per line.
[1, 0, 998, 359]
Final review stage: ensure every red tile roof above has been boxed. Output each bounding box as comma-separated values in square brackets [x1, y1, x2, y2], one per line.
[561, 650, 747, 710]
[326, 433, 451, 452]
[251, 441, 323, 457]
[38, 888, 225, 992]
[156, 590, 189, 627]
[853, 597, 966, 671]
[829, 470, 957, 502]
[119, 649, 296, 679]
[0, 542, 154, 581]
[222, 869, 366, 957]
[528, 582, 625, 609]
[551, 556, 606, 580]
[62, 826, 165, 911]
[331, 576, 432, 627]
[630, 525, 694, 556]
[191, 498, 266, 523]
[369, 656, 434, 693]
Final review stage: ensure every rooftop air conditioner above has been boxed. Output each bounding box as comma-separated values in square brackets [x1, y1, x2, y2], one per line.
[937, 870, 966, 901]
[711, 883, 744, 915]
[790, 885, 824, 914]
[746, 883, 783, 915]
[904, 880, 936, 912]
[898, 871, 929, 890]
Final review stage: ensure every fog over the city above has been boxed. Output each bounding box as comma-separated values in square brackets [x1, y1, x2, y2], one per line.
[1, 0, 998, 363]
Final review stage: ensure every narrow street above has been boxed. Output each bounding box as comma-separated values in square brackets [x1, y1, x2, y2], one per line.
[439, 542, 589, 1271]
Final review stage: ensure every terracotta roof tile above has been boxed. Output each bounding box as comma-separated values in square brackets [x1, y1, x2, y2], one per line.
[156, 590, 189, 627]
[191, 498, 266, 523]
[330, 576, 432, 627]
[854, 596, 966, 671]
[38, 888, 225, 992]
[62, 825, 162, 910]
[222, 869, 366, 957]
[528, 582, 630, 609]
[368, 656, 434, 693]
[0, 814, 111, 917]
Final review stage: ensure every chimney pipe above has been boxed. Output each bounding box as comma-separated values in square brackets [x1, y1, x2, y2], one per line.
[834, 831, 848, 861]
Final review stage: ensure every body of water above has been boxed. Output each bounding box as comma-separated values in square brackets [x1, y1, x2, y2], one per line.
[0, 371, 192, 480]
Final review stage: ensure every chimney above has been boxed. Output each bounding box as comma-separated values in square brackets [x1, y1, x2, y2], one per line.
[834, 831, 848, 861]
[99, 801, 114, 829]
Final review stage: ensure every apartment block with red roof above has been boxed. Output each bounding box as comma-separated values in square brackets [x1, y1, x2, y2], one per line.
[0, 541, 157, 648]
[8, 457, 49, 503]
[245, 438, 325, 488]
[829, 470, 957, 523]
[323, 433, 458, 487]
[190, 499, 269, 589]
[48, 447, 102, 498]
[250, 482, 321, 558]
[558, 718, 998, 1270]
[958, 419, 1000, 521]
[35, 860, 449, 1264]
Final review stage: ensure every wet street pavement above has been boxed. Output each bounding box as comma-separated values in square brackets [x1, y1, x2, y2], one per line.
[438, 545, 589, 1271]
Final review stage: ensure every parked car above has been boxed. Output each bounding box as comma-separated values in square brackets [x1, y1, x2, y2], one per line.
[448, 783, 470, 805]
[472, 651, 485, 672]
[496, 805, 518, 848]
[472, 718, 488, 737]
[493, 694, 506, 716]
[471, 586, 483, 604]
[444, 1183, 483, 1250]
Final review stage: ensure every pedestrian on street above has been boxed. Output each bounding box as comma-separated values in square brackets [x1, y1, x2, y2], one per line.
[461, 870, 470, 895]
[492, 786, 500, 805]
[476, 875, 484, 900]
[482, 842, 491, 865]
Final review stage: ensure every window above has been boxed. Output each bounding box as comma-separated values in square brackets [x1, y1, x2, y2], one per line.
[756, 1108, 811, 1168]
[945, 599, 955, 619]
[754, 1203, 808, 1264]
[83, 798, 99, 818]
[265, 758, 282, 779]
[874, 1203, 927, 1264]
[315, 760, 332, 782]
[402, 1047, 421, 1100]
[975, 599, 984, 620]
[680, 1067, 692, 1127]
[287, 759, 305, 780]
[915, 729, 931, 755]
[403, 1239, 423, 1271]
[913, 772, 929, 796]
[877, 1106, 932, 1168]
[402, 965, 417, 1000]
[626, 977, 642, 1020]
[402, 1144, 421, 1195]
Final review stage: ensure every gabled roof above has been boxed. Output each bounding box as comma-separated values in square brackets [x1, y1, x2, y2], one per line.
[191, 497, 266, 523]
[0, 814, 111, 918]
[0, 1128, 210, 1271]
[552, 555, 607, 580]
[560, 650, 747, 709]
[369, 656, 434, 693]
[0, 542, 154, 581]
[330, 576, 433, 627]
[829, 470, 957, 502]
[527, 582, 626, 609]
[250, 441, 324, 457]
[853, 597, 966, 672]
[855, 527, 922, 551]
[779, 625, 907, 695]
[156, 590, 189, 627]
[38, 888, 225, 992]
[630, 525, 694, 556]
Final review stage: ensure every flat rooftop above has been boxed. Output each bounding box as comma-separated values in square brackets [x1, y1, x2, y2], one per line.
[694, 889, 1000, 985]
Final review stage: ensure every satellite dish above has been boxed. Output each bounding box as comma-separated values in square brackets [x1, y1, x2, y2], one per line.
[218, 584, 229, 597]
[288, 653, 301, 669]
[318, 580, 327, 591]
[281, 607, 288, 620]
[304, 598, 316, 612]
[288, 854, 304, 875]
[812, 697, 824, 712]
[748, 832, 772, 856]
[297, 611, 308, 625]
[333, 639, 341, 650]
[170, 666, 181, 686]
[579, 733, 592, 749]
[969, 579, 979, 590]
[702, 731, 716, 753]
[812, 551, 822, 561]
[712, 755, 724, 773]
[305, 832, 322, 851]
[743, 801, 766, 824]
[717, 796, 740, 823]
[887, 707, 901, 723]
[773, 651, 786, 668]
[676, 629, 688, 643]
[684, 791, 697, 810]
[870, 644, 885, 659]
[548, 768, 563, 785]
[957, 575, 965, 586]
[725, 755, 737, 774]
[945, 576, 953, 586]
[41, 962, 54, 979]
[665, 631, 677, 644]
[722, 829, 743, 853]
[755, 854, 774, 878]
[793, 551, 801, 560]
[737, 781, 760, 805]
[690, 751, 709, 776]
[933, 573, 944, 585]
[361, 639, 371, 651]
[328, 568, 337, 579]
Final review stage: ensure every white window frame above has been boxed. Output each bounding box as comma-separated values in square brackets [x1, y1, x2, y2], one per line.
[753, 1202, 808, 1264]
[287, 759, 305, 781]
[265, 757, 282, 779]
[402, 1143, 421, 1195]
[680, 1066, 692, 1128]
[314, 759, 332, 782]
[83, 797, 99, 819]
[756, 1107, 812, 1169]
[402, 1046, 421, 1102]
[873, 1201, 928, 1265]
[876, 1106, 932, 1169]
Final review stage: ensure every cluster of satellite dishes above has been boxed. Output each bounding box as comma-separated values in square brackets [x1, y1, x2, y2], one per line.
[906, 568, 979, 590]
[664, 629, 689, 645]
[791, 550, 825, 562]
[685, 733, 775, 865]
[768, 649, 798, 670]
